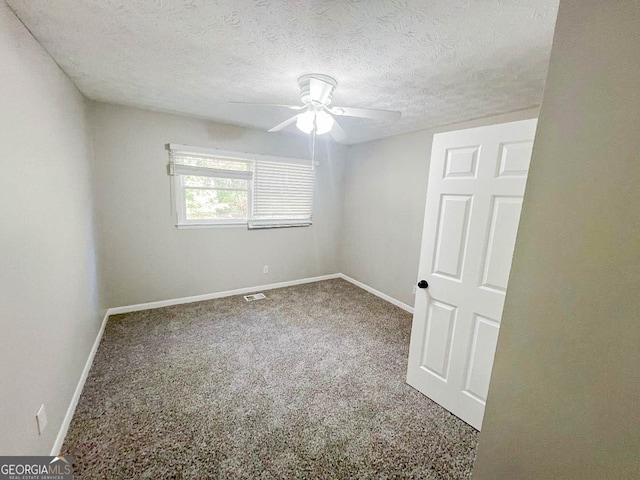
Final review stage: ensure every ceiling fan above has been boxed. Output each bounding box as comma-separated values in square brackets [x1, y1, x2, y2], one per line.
[230, 74, 402, 142]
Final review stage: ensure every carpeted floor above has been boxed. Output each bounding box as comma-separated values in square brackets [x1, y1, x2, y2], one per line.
[62, 279, 478, 479]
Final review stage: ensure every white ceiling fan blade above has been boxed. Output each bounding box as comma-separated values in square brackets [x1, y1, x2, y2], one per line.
[329, 117, 348, 143]
[310, 77, 333, 105]
[229, 101, 305, 110]
[328, 106, 401, 121]
[268, 114, 301, 132]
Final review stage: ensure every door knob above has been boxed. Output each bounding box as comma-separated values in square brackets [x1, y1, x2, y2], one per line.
[417, 280, 429, 289]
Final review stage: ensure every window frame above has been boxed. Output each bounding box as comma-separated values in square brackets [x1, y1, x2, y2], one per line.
[175, 173, 253, 227]
[169, 145, 315, 229]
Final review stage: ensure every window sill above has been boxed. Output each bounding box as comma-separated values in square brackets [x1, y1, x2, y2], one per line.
[175, 223, 247, 229]
[175, 221, 313, 230]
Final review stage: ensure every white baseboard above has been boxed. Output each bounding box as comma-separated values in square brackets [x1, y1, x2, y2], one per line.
[50, 271, 410, 453]
[50, 310, 110, 456]
[107, 273, 342, 315]
[338, 274, 415, 314]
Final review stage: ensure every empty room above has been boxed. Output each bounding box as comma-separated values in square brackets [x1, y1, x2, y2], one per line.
[1, 1, 638, 479]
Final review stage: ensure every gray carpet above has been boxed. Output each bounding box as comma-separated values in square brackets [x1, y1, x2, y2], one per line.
[62, 279, 477, 479]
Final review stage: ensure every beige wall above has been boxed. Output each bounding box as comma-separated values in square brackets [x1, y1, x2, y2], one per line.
[474, 1, 640, 478]
[0, 3, 101, 455]
[89, 103, 346, 309]
[341, 109, 538, 307]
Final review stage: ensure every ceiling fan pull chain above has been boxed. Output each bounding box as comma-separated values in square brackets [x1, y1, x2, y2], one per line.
[311, 115, 317, 165]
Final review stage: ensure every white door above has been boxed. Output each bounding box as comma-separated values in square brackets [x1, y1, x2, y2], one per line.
[406, 119, 537, 430]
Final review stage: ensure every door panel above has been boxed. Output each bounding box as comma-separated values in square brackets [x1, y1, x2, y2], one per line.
[497, 141, 533, 177]
[480, 196, 524, 292]
[420, 300, 457, 380]
[432, 195, 473, 280]
[444, 146, 480, 178]
[463, 315, 501, 403]
[407, 119, 537, 430]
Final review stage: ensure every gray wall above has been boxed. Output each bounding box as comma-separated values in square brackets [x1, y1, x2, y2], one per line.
[474, 1, 640, 478]
[89, 103, 346, 309]
[0, 3, 101, 455]
[341, 109, 538, 307]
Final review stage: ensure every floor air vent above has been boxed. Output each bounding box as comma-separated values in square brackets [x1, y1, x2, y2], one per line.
[244, 293, 266, 302]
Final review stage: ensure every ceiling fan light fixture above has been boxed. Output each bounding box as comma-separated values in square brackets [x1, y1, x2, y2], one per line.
[315, 111, 334, 135]
[296, 110, 334, 135]
[295, 111, 315, 134]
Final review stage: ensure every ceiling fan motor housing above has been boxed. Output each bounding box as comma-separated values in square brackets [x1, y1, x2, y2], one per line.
[298, 74, 337, 106]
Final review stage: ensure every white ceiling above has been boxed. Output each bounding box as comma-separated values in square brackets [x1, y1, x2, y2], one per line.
[7, 0, 558, 145]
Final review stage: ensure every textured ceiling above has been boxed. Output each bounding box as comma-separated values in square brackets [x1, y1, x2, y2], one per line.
[7, 0, 558, 144]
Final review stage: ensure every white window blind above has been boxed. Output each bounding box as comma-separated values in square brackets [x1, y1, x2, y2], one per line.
[167, 144, 314, 228]
[249, 157, 314, 229]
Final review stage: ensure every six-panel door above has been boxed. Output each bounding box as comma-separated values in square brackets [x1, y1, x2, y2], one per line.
[406, 119, 537, 430]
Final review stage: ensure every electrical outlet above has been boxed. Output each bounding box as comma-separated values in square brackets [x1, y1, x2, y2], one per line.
[36, 404, 48, 435]
[263, 265, 269, 274]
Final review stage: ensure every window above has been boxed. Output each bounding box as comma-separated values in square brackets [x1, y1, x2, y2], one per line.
[168, 144, 314, 228]
[250, 157, 315, 228]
